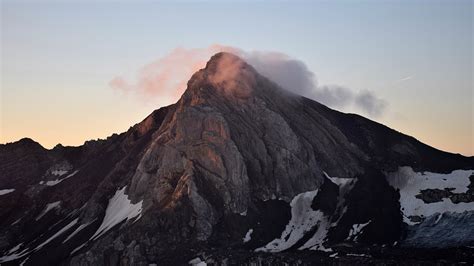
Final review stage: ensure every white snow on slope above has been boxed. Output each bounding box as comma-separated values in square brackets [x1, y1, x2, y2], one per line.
[434, 213, 443, 224]
[40, 170, 79, 187]
[19, 256, 29, 266]
[189, 257, 207, 266]
[0, 246, 29, 263]
[52, 170, 68, 176]
[63, 221, 94, 243]
[0, 219, 78, 262]
[34, 218, 78, 251]
[7, 243, 22, 254]
[257, 193, 333, 252]
[40, 170, 79, 186]
[90, 186, 143, 240]
[347, 253, 371, 258]
[70, 243, 87, 255]
[324, 172, 353, 187]
[11, 217, 22, 225]
[36, 201, 61, 221]
[257, 173, 356, 252]
[300, 174, 355, 251]
[387, 167, 474, 225]
[0, 188, 15, 195]
[298, 213, 332, 252]
[346, 220, 371, 241]
[243, 229, 253, 243]
[256, 190, 320, 252]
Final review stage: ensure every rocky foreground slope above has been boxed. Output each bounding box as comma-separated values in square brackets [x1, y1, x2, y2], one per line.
[1, 53, 473, 265]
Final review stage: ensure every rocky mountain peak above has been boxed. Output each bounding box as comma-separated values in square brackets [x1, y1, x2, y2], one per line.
[1, 53, 474, 265]
[184, 52, 259, 101]
[204, 52, 248, 71]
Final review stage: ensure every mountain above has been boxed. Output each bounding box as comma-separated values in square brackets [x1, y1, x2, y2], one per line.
[1, 52, 473, 265]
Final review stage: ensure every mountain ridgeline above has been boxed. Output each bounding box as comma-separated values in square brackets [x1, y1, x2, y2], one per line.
[1, 53, 473, 265]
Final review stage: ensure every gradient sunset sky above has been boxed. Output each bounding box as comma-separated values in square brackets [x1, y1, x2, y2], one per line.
[1, 0, 473, 156]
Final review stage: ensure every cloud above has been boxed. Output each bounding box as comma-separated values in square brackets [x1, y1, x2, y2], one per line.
[109, 45, 236, 102]
[234, 50, 387, 116]
[397, 76, 413, 82]
[313, 85, 353, 108]
[354, 90, 388, 117]
[242, 51, 317, 97]
[110, 44, 387, 117]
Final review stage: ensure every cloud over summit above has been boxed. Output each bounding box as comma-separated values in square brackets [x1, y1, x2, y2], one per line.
[110, 45, 387, 117]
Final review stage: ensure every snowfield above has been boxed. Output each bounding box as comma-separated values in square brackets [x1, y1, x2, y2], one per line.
[300, 174, 355, 251]
[243, 228, 253, 243]
[0, 218, 80, 263]
[257, 173, 355, 252]
[63, 221, 94, 243]
[189, 257, 207, 266]
[51, 170, 68, 176]
[70, 243, 87, 255]
[256, 190, 321, 252]
[346, 221, 371, 241]
[34, 219, 78, 251]
[36, 201, 61, 221]
[387, 167, 474, 225]
[0, 244, 29, 263]
[90, 186, 143, 240]
[40, 170, 79, 186]
[0, 188, 15, 195]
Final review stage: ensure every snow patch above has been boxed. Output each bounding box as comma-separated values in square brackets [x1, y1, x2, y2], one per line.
[297, 211, 331, 251]
[41, 170, 79, 186]
[36, 201, 61, 220]
[51, 170, 68, 176]
[346, 220, 371, 241]
[11, 217, 22, 225]
[63, 221, 94, 243]
[0, 246, 30, 263]
[189, 257, 207, 266]
[243, 229, 253, 243]
[90, 186, 143, 240]
[0, 188, 15, 195]
[1, 219, 78, 262]
[34, 218, 78, 251]
[9, 243, 22, 253]
[347, 253, 371, 258]
[256, 172, 356, 253]
[19, 256, 29, 266]
[323, 172, 353, 187]
[70, 243, 87, 255]
[256, 190, 321, 252]
[387, 167, 474, 225]
[301, 173, 356, 251]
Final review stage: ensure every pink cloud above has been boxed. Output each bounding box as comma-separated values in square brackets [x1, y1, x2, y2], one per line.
[110, 44, 239, 102]
[109, 44, 387, 117]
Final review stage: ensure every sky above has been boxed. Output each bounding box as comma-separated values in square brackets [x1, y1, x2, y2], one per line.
[1, 0, 472, 156]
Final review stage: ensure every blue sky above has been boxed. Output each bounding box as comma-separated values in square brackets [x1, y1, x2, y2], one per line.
[1, 0, 473, 155]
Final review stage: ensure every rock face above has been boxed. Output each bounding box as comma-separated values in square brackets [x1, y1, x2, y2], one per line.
[1, 52, 473, 265]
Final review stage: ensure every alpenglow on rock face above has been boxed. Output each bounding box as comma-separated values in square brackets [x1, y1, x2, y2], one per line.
[1, 53, 473, 265]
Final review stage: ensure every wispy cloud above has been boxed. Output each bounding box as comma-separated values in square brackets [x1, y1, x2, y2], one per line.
[397, 76, 413, 82]
[110, 45, 388, 117]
